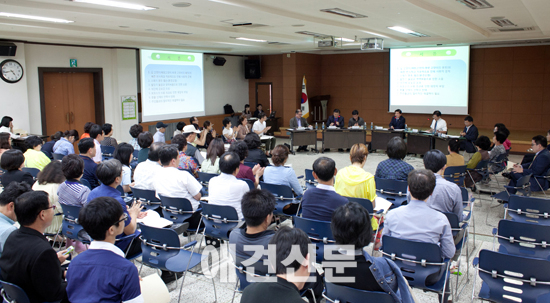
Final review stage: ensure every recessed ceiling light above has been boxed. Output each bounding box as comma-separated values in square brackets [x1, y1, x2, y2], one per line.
[320, 8, 367, 18]
[388, 26, 429, 37]
[172, 2, 192, 7]
[119, 25, 129, 28]
[234, 37, 267, 42]
[292, 24, 305, 27]
[70, 0, 157, 11]
[0, 12, 74, 23]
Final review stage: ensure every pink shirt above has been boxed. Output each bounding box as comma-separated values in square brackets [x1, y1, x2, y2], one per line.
[236, 163, 254, 182]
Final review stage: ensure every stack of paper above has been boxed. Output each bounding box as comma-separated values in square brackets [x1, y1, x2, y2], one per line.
[374, 197, 393, 214]
[137, 210, 173, 228]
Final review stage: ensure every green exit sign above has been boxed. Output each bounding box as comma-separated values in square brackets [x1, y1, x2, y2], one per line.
[70, 59, 77, 67]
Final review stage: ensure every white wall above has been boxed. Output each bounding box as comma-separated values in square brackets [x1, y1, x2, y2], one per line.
[204, 55, 249, 115]
[0, 43, 31, 132]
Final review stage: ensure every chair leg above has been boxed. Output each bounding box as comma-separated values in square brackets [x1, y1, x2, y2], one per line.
[211, 278, 217, 302]
[231, 279, 240, 303]
[177, 270, 189, 303]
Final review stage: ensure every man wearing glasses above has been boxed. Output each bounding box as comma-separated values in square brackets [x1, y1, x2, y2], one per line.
[66, 197, 143, 303]
[504, 135, 550, 192]
[0, 191, 71, 303]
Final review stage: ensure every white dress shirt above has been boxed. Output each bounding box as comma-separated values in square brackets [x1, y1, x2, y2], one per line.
[153, 130, 165, 143]
[252, 121, 266, 134]
[430, 118, 447, 132]
[153, 166, 202, 210]
[208, 173, 250, 220]
[0, 126, 19, 139]
[93, 139, 102, 162]
[133, 160, 162, 191]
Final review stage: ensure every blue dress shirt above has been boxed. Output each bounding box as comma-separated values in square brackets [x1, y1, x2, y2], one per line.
[263, 166, 304, 195]
[53, 137, 75, 156]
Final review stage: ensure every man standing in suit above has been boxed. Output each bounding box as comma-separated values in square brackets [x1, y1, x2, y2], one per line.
[326, 109, 345, 129]
[389, 109, 406, 130]
[289, 109, 311, 152]
[460, 115, 478, 153]
[504, 135, 550, 192]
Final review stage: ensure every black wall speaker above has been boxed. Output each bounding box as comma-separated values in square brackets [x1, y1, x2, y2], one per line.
[213, 56, 226, 66]
[244, 59, 261, 79]
[0, 43, 17, 56]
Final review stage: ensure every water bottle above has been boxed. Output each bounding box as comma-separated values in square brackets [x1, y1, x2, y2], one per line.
[370, 122, 373, 130]
[322, 123, 325, 130]
[405, 124, 408, 131]
[315, 122, 318, 130]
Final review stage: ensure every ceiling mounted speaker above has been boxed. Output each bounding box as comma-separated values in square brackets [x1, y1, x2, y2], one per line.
[213, 57, 226, 66]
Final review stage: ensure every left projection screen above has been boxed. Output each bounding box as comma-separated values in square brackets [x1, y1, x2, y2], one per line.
[140, 49, 205, 122]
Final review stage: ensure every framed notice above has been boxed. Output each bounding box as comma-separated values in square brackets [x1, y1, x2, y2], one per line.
[121, 95, 137, 120]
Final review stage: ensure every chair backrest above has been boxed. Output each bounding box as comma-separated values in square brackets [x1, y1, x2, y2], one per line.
[477, 249, 550, 303]
[324, 281, 395, 303]
[59, 203, 89, 243]
[199, 202, 240, 241]
[243, 162, 257, 169]
[100, 145, 115, 156]
[475, 159, 489, 170]
[516, 173, 533, 191]
[80, 178, 92, 190]
[198, 172, 218, 185]
[381, 235, 446, 289]
[158, 194, 195, 223]
[238, 178, 255, 190]
[443, 165, 466, 186]
[497, 220, 550, 261]
[0, 280, 30, 303]
[375, 178, 408, 195]
[507, 195, 550, 225]
[442, 212, 461, 237]
[131, 187, 160, 205]
[345, 197, 373, 214]
[116, 185, 125, 196]
[21, 167, 40, 178]
[294, 216, 334, 263]
[259, 182, 294, 199]
[52, 153, 65, 161]
[139, 223, 182, 272]
[460, 187, 469, 202]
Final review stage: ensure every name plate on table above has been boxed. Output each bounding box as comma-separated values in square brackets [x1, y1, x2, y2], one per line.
[295, 127, 306, 130]
[350, 126, 361, 129]
[328, 126, 338, 129]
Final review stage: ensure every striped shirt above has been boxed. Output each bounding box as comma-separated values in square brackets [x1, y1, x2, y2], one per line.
[57, 180, 91, 207]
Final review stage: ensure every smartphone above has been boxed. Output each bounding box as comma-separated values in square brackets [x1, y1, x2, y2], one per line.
[62, 246, 75, 256]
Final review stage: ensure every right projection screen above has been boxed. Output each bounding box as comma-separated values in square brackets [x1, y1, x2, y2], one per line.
[389, 46, 470, 115]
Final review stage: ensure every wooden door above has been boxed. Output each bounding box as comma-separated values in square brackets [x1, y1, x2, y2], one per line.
[43, 73, 71, 135]
[67, 73, 96, 132]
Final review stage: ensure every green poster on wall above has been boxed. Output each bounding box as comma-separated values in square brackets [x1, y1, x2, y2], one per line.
[121, 96, 137, 120]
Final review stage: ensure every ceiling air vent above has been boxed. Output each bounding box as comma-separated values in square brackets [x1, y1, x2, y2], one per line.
[320, 8, 367, 18]
[488, 26, 536, 33]
[146, 29, 191, 35]
[267, 42, 290, 45]
[491, 17, 516, 27]
[456, 0, 493, 9]
[220, 20, 267, 28]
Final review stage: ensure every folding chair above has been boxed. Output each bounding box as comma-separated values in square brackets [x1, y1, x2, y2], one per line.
[375, 178, 408, 208]
[304, 168, 317, 190]
[345, 197, 374, 213]
[159, 195, 203, 237]
[101, 145, 115, 161]
[294, 216, 334, 263]
[198, 202, 241, 247]
[198, 172, 218, 196]
[260, 182, 301, 217]
[139, 223, 216, 303]
[0, 280, 30, 303]
[492, 174, 532, 203]
[59, 203, 91, 245]
[238, 178, 255, 190]
[460, 187, 476, 249]
[443, 165, 466, 187]
[131, 187, 161, 211]
[504, 195, 550, 226]
[492, 220, 550, 261]
[472, 249, 550, 303]
[323, 281, 395, 303]
[442, 212, 470, 299]
[381, 235, 452, 303]
[243, 162, 257, 169]
[21, 167, 40, 179]
[534, 167, 550, 197]
[52, 153, 65, 161]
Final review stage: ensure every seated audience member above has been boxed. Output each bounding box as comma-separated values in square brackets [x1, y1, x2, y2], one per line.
[87, 159, 145, 258]
[326, 109, 344, 129]
[133, 142, 164, 190]
[446, 138, 464, 167]
[348, 110, 365, 127]
[243, 104, 252, 118]
[114, 143, 135, 193]
[78, 138, 100, 189]
[0, 132, 11, 158]
[128, 124, 143, 151]
[202, 120, 216, 147]
[42, 131, 63, 158]
[173, 121, 186, 137]
[428, 110, 447, 134]
[465, 136, 492, 188]
[375, 137, 414, 181]
[389, 109, 405, 130]
[137, 131, 153, 163]
[66, 197, 143, 303]
[460, 116, 478, 153]
[488, 131, 507, 172]
[32, 161, 65, 236]
[0, 116, 19, 139]
[153, 145, 202, 229]
[263, 145, 303, 196]
[182, 125, 205, 164]
[89, 124, 104, 163]
[504, 135, 550, 193]
[222, 117, 238, 143]
[190, 116, 200, 130]
[243, 133, 269, 167]
[420, 150, 463, 221]
[229, 141, 264, 188]
[327, 202, 414, 303]
[252, 113, 276, 155]
[208, 152, 250, 220]
[201, 138, 224, 174]
[301, 157, 348, 222]
[253, 103, 264, 118]
[100, 123, 118, 147]
[153, 121, 168, 143]
[53, 129, 79, 156]
[0, 182, 32, 256]
[23, 135, 51, 170]
[236, 116, 250, 140]
[80, 122, 93, 139]
[1, 149, 35, 187]
[58, 154, 91, 253]
[172, 134, 199, 177]
[335, 143, 377, 207]
[0, 191, 70, 303]
[494, 123, 511, 151]
[241, 227, 318, 303]
[383, 169, 455, 301]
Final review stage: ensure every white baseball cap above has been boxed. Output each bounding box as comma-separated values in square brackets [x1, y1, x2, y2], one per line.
[182, 125, 200, 134]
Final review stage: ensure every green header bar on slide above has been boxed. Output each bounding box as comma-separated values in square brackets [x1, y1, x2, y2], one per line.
[151, 53, 195, 62]
[401, 49, 457, 57]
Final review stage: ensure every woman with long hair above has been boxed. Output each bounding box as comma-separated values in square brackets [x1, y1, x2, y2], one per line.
[32, 161, 66, 235]
[201, 138, 224, 174]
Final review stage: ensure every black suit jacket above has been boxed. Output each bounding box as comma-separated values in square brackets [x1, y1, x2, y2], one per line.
[0, 227, 67, 303]
[463, 125, 479, 153]
[326, 115, 345, 128]
[244, 148, 270, 167]
[253, 110, 264, 118]
[0, 170, 35, 188]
